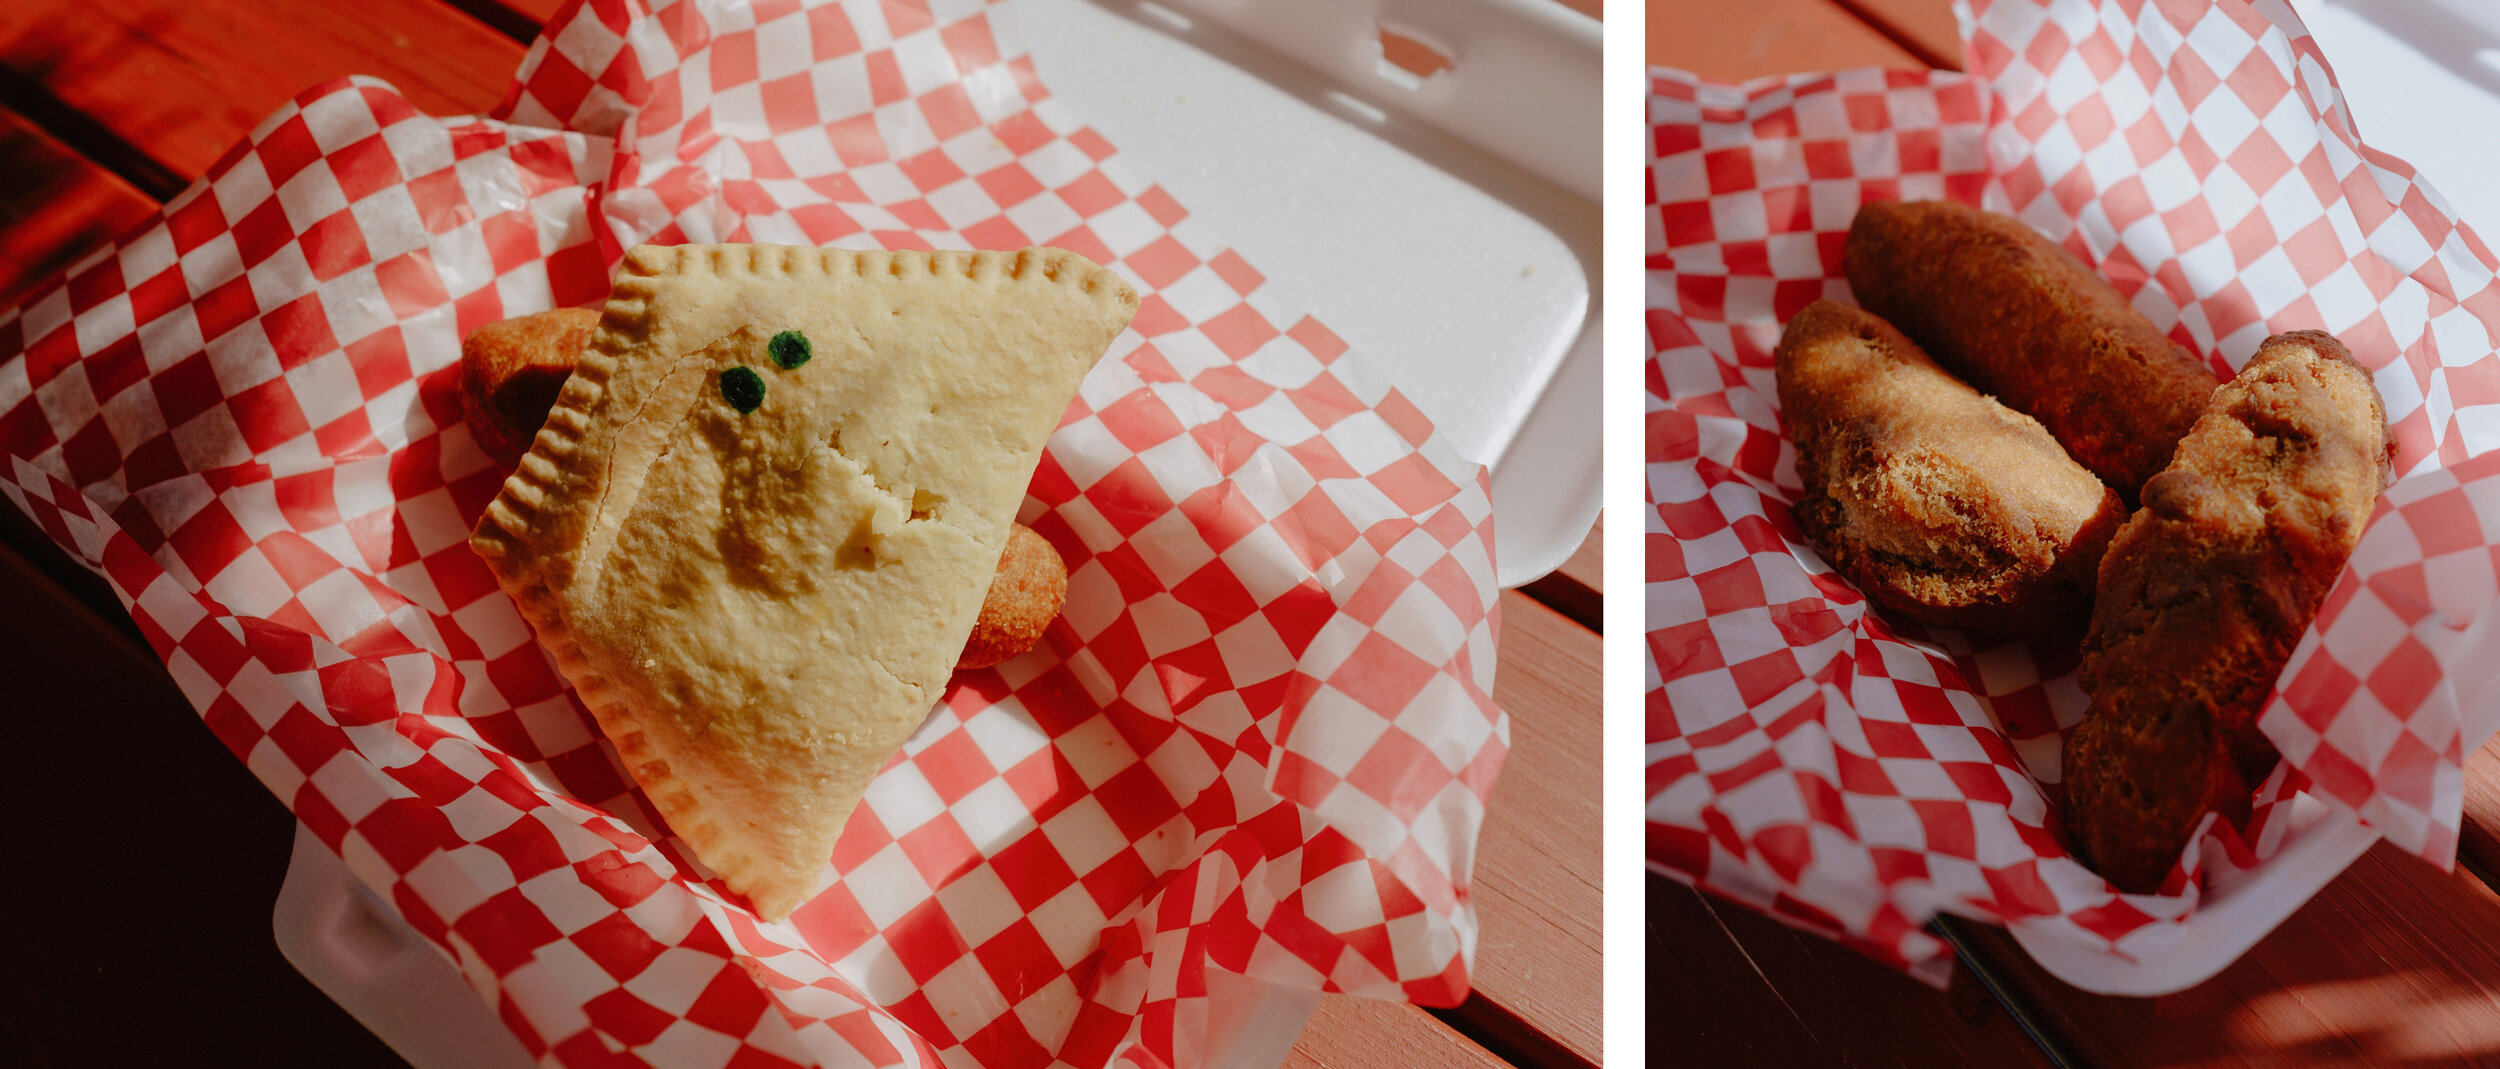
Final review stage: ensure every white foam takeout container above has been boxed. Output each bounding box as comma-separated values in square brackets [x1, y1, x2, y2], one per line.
[270, 0, 1599, 1064]
[1979, 0, 2500, 997]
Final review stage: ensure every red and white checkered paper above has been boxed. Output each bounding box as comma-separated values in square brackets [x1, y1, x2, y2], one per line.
[1647, 0, 2500, 982]
[0, 1, 1508, 1065]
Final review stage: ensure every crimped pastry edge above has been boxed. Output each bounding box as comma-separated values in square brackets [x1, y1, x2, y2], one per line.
[471, 244, 1136, 561]
[466, 244, 1135, 920]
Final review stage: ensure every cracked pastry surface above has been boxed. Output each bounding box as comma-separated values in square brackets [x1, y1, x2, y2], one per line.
[2062, 330, 2391, 893]
[1776, 299, 2125, 637]
[470, 244, 1137, 919]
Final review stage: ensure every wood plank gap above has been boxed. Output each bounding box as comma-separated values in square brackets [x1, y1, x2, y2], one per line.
[440, 0, 546, 45]
[1517, 571, 1599, 634]
[1517, 520, 1599, 632]
[2456, 839, 2500, 898]
[0, 100, 162, 309]
[0, 502, 144, 652]
[1427, 995, 1599, 1069]
[2454, 741, 2500, 879]
[0, 65, 182, 201]
[0, 0, 523, 181]
[1286, 996, 1515, 1069]
[1931, 916, 2085, 1069]
[1822, 0, 1963, 72]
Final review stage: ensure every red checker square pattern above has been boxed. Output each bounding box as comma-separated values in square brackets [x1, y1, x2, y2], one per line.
[0, 1, 1509, 1067]
[1649, 0, 2500, 987]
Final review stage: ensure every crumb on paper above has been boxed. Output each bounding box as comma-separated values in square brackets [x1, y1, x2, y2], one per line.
[1522, 264, 1538, 278]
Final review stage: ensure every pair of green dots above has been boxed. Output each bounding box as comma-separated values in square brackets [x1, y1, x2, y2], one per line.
[720, 331, 811, 413]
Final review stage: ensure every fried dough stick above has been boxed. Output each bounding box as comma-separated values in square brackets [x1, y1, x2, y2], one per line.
[1845, 200, 2220, 498]
[2062, 331, 2391, 892]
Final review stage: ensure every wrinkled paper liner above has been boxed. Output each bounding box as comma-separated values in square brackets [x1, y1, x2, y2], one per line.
[0, 0, 1510, 1063]
[1644, 0, 2500, 990]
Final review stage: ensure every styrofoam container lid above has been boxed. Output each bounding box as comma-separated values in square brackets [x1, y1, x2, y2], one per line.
[1038, 0, 1602, 586]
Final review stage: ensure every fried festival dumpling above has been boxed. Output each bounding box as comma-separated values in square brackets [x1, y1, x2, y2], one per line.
[1844, 199, 2220, 499]
[1776, 299, 2125, 637]
[2063, 330, 2391, 893]
[472, 244, 1137, 919]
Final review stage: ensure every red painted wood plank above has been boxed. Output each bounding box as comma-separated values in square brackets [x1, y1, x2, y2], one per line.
[0, 102, 157, 310]
[494, 0, 566, 25]
[1286, 995, 1514, 1069]
[0, 0, 521, 183]
[1463, 592, 1602, 1066]
[1958, 841, 2500, 1064]
[1647, 0, 1922, 77]
[1834, 0, 1964, 71]
[1649, 874, 2052, 1066]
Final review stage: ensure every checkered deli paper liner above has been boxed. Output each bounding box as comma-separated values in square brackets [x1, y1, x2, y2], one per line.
[1646, 0, 2500, 988]
[0, 0, 1509, 1064]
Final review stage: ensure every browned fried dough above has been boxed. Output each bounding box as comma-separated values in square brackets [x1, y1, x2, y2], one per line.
[459, 307, 602, 467]
[1844, 200, 2220, 498]
[2062, 330, 2391, 892]
[956, 523, 1069, 669]
[1776, 300, 2126, 637]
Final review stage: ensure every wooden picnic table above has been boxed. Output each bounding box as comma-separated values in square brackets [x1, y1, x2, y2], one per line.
[0, 1, 1602, 1066]
[1649, 1, 2500, 1065]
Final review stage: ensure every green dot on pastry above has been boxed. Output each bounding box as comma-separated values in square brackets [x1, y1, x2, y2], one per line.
[721, 366, 766, 413]
[769, 330, 812, 370]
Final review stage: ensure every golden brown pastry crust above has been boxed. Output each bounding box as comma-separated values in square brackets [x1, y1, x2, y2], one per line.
[2062, 330, 2391, 892]
[1843, 199, 2220, 498]
[1776, 299, 2125, 637]
[458, 306, 1068, 669]
[470, 244, 1137, 919]
[458, 307, 601, 467]
[956, 523, 1067, 669]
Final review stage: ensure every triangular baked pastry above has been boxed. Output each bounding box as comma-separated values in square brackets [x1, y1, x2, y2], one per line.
[471, 245, 1137, 919]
